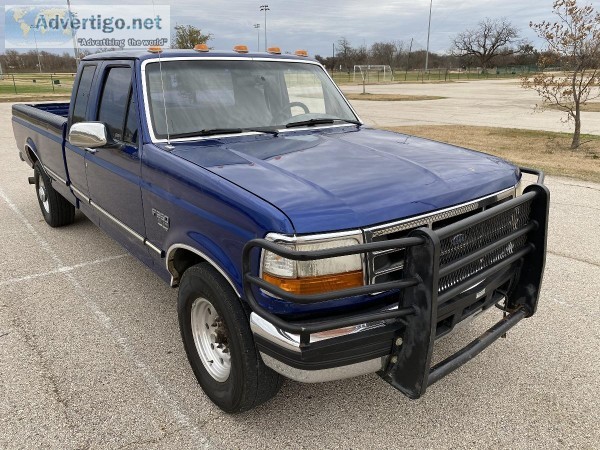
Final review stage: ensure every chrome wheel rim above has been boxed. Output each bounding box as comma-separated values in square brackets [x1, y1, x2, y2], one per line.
[190, 297, 231, 382]
[38, 178, 50, 214]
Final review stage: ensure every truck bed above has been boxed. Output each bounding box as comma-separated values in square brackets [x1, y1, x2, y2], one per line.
[12, 103, 70, 191]
[30, 102, 70, 118]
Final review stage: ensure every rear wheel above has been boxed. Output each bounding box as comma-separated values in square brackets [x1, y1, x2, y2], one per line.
[177, 263, 282, 413]
[34, 161, 75, 227]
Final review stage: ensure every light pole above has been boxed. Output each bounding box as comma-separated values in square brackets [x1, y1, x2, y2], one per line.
[30, 24, 43, 73]
[254, 24, 260, 52]
[425, 0, 432, 72]
[67, 0, 80, 67]
[260, 5, 270, 51]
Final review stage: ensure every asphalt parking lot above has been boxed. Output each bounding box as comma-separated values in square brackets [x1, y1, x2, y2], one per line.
[1, 96, 599, 448]
[344, 79, 600, 134]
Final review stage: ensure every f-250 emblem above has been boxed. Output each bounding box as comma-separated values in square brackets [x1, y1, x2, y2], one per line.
[152, 208, 170, 231]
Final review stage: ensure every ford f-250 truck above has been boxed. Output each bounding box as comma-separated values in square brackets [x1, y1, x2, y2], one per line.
[12, 46, 549, 413]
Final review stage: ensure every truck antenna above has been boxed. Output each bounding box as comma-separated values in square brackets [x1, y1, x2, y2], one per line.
[152, 0, 172, 146]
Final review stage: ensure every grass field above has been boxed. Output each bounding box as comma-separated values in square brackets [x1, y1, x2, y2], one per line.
[1, 73, 75, 101]
[545, 102, 600, 113]
[388, 125, 600, 183]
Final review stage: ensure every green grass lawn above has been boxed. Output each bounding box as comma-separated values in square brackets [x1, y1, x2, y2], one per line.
[0, 84, 72, 95]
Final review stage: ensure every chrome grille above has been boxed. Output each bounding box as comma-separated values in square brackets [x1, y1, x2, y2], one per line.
[364, 188, 515, 287]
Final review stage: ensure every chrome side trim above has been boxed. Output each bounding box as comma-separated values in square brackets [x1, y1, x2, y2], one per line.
[165, 243, 241, 296]
[44, 166, 68, 186]
[144, 240, 163, 256]
[140, 56, 362, 144]
[71, 185, 90, 204]
[72, 187, 163, 256]
[260, 353, 385, 383]
[24, 145, 68, 186]
[91, 200, 145, 243]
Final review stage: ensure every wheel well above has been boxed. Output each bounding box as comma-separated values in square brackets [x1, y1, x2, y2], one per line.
[168, 247, 205, 285]
[25, 145, 38, 165]
[166, 246, 241, 297]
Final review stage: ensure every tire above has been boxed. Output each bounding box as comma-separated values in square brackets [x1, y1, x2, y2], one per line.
[177, 263, 282, 413]
[34, 161, 75, 228]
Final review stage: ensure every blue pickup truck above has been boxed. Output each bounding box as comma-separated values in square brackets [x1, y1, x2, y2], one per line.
[12, 47, 549, 413]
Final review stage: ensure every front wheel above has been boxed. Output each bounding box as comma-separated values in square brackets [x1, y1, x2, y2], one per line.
[177, 263, 282, 413]
[34, 161, 75, 227]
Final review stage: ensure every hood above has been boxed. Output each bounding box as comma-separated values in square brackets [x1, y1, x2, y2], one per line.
[171, 127, 519, 233]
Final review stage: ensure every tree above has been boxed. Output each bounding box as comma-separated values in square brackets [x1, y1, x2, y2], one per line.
[522, 0, 600, 149]
[452, 18, 520, 71]
[336, 37, 353, 71]
[172, 24, 212, 50]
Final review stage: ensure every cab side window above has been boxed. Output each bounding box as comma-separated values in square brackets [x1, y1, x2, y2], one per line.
[71, 65, 96, 125]
[97, 67, 132, 141]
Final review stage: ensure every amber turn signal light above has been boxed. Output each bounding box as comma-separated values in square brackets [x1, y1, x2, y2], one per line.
[194, 44, 209, 52]
[233, 45, 249, 53]
[262, 271, 364, 296]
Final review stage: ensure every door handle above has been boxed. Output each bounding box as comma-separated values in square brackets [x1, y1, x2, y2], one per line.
[84, 147, 97, 154]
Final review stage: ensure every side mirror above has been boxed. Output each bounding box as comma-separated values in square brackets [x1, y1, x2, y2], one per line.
[68, 122, 108, 148]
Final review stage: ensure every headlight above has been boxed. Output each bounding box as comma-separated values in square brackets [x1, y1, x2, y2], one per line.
[261, 232, 364, 296]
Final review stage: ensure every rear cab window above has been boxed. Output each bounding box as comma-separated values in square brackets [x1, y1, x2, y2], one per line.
[71, 65, 97, 125]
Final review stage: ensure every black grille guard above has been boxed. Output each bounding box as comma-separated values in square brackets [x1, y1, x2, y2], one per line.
[242, 168, 549, 398]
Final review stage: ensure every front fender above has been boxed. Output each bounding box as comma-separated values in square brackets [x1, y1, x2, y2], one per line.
[164, 230, 244, 297]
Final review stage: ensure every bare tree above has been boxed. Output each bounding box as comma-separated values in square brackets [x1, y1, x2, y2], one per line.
[452, 18, 520, 71]
[171, 24, 212, 50]
[522, 0, 600, 149]
[336, 37, 353, 71]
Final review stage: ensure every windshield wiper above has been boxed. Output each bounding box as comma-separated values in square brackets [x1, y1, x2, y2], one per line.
[285, 118, 362, 129]
[170, 128, 244, 139]
[244, 127, 280, 136]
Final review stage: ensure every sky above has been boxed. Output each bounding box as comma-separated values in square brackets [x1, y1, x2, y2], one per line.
[0, 0, 558, 56]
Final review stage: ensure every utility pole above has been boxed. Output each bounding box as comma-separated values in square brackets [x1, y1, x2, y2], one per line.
[405, 38, 413, 81]
[67, 0, 80, 67]
[425, 0, 432, 72]
[260, 5, 270, 51]
[254, 24, 260, 52]
[332, 42, 335, 72]
[30, 24, 43, 73]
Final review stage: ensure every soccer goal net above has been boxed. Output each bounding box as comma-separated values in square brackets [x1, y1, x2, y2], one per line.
[353, 65, 394, 82]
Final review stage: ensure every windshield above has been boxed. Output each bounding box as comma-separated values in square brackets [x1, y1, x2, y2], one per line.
[144, 60, 358, 139]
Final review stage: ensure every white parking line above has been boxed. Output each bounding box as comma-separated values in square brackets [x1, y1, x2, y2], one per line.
[0, 254, 129, 287]
[0, 187, 212, 448]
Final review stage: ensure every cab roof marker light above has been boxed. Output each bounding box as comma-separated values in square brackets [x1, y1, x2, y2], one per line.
[267, 47, 282, 54]
[294, 49, 308, 57]
[233, 45, 249, 53]
[194, 44, 209, 52]
[148, 46, 163, 53]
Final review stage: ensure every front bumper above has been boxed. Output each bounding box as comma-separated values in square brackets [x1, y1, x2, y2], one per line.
[243, 169, 549, 398]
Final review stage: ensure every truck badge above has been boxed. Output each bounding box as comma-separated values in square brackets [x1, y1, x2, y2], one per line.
[152, 208, 170, 231]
